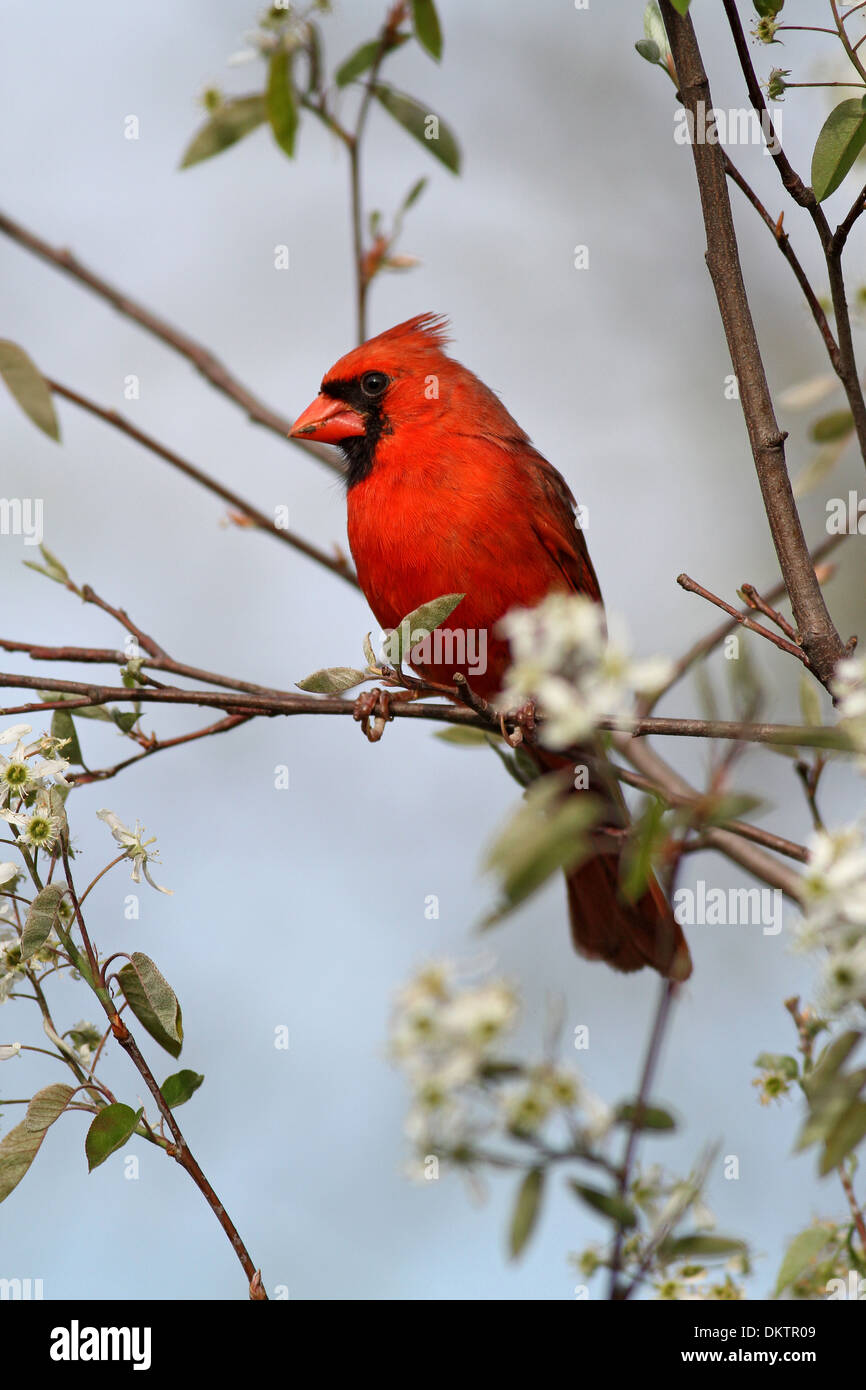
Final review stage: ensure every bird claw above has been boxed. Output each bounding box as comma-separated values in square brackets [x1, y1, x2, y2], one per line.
[500, 700, 537, 748]
[353, 687, 393, 743]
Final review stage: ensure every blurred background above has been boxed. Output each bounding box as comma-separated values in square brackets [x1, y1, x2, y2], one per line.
[1, 0, 865, 1299]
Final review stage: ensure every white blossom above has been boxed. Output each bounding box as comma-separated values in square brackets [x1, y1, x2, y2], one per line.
[499, 595, 672, 748]
[96, 809, 173, 894]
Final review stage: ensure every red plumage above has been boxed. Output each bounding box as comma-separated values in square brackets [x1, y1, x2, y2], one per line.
[291, 314, 691, 980]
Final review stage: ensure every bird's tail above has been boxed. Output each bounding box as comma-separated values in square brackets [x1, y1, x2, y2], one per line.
[533, 747, 692, 980]
[565, 849, 692, 979]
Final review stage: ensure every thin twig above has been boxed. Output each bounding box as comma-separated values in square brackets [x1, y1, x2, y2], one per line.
[47, 380, 357, 587]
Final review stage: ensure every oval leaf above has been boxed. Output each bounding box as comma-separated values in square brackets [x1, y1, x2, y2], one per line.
[386, 592, 465, 666]
[297, 666, 367, 694]
[51, 709, 83, 766]
[569, 1179, 638, 1229]
[267, 51, 299, 158]
[509, 1167, 545, 1259]
[659, 1233, 747, 1260]
[160, 1069, 204, 1109]
[180, 95, 267, 170]
[20, 883, 68, 961]
[433, 726, 490, 746]
[25, 1082, 75, 1133]
[371, 84, 461, 173]
[117, 953, 183, 1058]
[614, 1102, 677, 1132]
[0, 1120, 50, 1203]
[809, 409, 854, 444]
[0, 340, 60, 441]
[85, 1103, 143, 1172]
[811, 98, 866, 203]
[412, 0, 443, 60]
[775, 1226, 833, 1295]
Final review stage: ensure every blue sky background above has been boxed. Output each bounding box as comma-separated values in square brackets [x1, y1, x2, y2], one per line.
[1, 0, 865, 1299]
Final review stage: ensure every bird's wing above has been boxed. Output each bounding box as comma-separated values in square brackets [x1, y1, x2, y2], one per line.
[525, 449, 602, 603]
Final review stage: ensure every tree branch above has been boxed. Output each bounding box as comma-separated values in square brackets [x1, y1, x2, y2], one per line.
[0, 208, 340, 473]
[46, 379, 357, 587]
[660, 1, 848, 688]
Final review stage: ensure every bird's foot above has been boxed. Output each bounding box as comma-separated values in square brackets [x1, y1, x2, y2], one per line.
[353, 686, 421, 743]
[499, 699, 538, 748]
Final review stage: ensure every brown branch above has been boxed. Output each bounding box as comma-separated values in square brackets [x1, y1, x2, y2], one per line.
[644, 534, 846, 715]
[677, 572, 808, 665]
[723, 154, 842, 373]
[721, 0, 866, 470]
[0, 208, 340, 476]
[660, 1, 847, 687]
[611, 764, 809, 863]
[58, 844, 265, 1296]
[739, 582, 798, 642]
[46, 380, 357, 588]
[609, 978, 678, 1300]
[613, 734, 804, 902]
[68, 714, 252, 786]
[0, 666, 853, 751]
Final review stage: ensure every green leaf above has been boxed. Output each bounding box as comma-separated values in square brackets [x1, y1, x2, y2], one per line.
[614, 1102, 677, 1132]
[335, 34, 410, 87]
[113, 709, 141, 734]
[297, 666, 368, 694]
[819, 1098, 866, 1174]
[85, 1103, 143, 1172]
[24, 1083, 75, 1133]
[569, 1180, 637, 1229]
[160, 1069, 204, 1109]
[809, 409, 854, 443]
[20, 883, 68, 961]
[433, 726, 489, 746]
[267, 51, 299, 158]
[509, 1167, 545, 1258]
[371, 84, 461, 173]
[51, 709, 83, 766]
[775, 1226, 834, 1295]
[669, 0, 692, 13]
[811, 98, 866, 203]
[620, 796, 668, 902]
[635, 39, 661, 65]
[483, 775, 600, 925]
[644, 1, 672, 56]
[179, 95, 267, 169]
[117, 953, 183, 1059]
[0, 1120, 51, 1203]
[793, 437, 850, 499]
[384, 592, 465, 666]
[482, 733, 537, 789]
[798, 674, 824, 730]
[658, 1234, 747, 1260]
[23, 543, 69, 586]
[400, 176, 428, 213]
[753, 0, 785, 17]
[412, 0, 443, 60]
[0, 340, 60, 441]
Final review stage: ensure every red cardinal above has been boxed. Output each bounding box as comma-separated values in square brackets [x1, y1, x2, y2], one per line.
[291, 314, 691, 979]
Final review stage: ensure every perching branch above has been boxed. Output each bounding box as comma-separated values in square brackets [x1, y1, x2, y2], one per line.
[660, 1, 848, 689]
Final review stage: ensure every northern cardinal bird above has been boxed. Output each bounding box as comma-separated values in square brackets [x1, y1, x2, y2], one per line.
[290, 314, 691, 979]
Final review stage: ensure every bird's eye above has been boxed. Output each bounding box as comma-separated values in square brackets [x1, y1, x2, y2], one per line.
[360, 371, 389, 398]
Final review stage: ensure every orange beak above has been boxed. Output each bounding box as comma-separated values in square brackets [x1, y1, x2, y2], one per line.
[289, 393, 366, 444]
